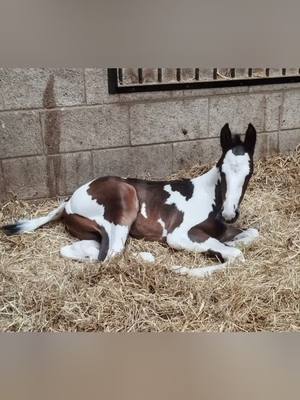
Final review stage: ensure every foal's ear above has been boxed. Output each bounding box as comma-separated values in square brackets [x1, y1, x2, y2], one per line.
[244, 123, 257, 156]
[220, 123, 232, 152]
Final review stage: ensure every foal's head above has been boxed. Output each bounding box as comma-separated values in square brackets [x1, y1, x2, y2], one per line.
[216, 123, 257, 223]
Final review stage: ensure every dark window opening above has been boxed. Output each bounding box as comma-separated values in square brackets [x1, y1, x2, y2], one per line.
[107, 68, 300, 94]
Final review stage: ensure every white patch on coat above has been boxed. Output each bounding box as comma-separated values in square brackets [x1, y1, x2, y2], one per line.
[157, 218, 167, 237]
[65, 180, 129, 261]
[141, 202, 148, 219]
[163, 169, 246, 265]
[60, 240, 100, 262]
[221, 150, 250, 221]
[137, 252, 155, 263]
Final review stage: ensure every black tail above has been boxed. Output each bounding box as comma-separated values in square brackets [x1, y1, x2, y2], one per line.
[1, 223, 23, 236]
[98, 226, 110, 261]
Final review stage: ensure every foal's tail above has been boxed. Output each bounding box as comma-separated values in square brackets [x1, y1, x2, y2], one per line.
[1, 202, 66, 236]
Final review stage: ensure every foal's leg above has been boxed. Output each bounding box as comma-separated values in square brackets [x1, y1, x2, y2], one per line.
[220, 225, 259, 247]
[60, 240, 100, 261]
[167, 227, 245, 278]
[105, 224, 131, 259]
[61, 212, 109, 261]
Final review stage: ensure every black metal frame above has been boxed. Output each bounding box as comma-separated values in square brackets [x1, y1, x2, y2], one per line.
[107, 68, 300, 94]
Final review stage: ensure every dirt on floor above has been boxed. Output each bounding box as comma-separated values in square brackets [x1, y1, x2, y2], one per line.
[0, 149, 299, 332]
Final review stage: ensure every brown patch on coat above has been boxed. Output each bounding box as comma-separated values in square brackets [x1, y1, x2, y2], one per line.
[87, 177, 139, 226]
[127, 179, 184, 242]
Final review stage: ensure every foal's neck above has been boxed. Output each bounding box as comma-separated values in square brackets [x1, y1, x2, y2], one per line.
[193, 165, 223, 214]
[193, 165, 220, 186]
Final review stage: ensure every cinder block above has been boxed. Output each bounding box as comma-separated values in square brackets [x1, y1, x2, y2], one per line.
[254, 132, 278, 160]
[209, 94, 265, 136]
[93, 144, 173, 180]
[42, 104, 130, 153]
[2, 156, 49, 199]
[249, 82, 300, 92]
[85, 68, 120, 104]
[173, 138, 220, 172]
[279, 130, 300, 153]
[130, 98, 208, 145]
[0, 68, 85, 110]
[48, 152, 93, 196]
[0, 111, 43, 158]
[281, 90, 300, 129]
[265, 93, 283, 132]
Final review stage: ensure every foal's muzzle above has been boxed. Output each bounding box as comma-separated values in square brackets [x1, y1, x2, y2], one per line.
[222, 209, 240, 224]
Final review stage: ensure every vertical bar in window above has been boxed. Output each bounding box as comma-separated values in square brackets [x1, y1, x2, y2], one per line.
[213, 68, 218, 80]
[157, 68, 162, 82]
[195, 68, 200, 80]
[138, 68, 143, 84]
[176, 68, 181, 82]
[230, 68, 235, 78]
[248, 68, 252, 77]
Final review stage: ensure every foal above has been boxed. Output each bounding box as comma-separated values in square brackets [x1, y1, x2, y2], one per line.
[2, 123, 259, 277]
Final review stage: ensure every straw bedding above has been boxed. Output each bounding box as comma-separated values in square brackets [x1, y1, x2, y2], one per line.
[0, 149, 299, 332]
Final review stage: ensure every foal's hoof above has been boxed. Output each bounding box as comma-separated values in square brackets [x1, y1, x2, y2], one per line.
[223, 247, 245, 263]
[169, 265, 189, 275]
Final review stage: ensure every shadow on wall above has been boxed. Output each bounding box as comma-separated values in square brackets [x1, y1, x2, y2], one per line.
[43, 74, 62, 197]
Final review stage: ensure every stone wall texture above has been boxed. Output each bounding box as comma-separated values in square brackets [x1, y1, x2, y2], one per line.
[0, 68, 299, 201]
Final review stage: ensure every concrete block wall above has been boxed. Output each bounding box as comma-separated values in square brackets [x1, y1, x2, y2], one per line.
[0, 68, 299, 201]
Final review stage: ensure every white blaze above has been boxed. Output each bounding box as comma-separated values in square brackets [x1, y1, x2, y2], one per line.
[221, 150, 250, 221]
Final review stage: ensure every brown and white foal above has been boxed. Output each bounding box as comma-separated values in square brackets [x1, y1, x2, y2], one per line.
[2, 123, 259, 278]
